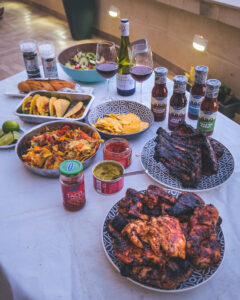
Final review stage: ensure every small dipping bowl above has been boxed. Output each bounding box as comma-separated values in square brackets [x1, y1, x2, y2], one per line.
[92, 160, 124, 194]
[103, 138, 132, 168]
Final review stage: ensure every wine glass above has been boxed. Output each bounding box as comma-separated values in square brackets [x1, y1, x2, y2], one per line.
[130, 44, 153, 103]
[96, 42, 117, 101]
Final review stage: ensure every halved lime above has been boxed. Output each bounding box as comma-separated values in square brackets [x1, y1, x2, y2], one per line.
[13, 131, 21, 141]
[0, 132, 14, 146]
[2, 121, 20, 133]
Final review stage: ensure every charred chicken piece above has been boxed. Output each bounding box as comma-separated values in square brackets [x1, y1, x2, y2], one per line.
[118, 188, 148, 220]
[186, 204, 221, 268]
[150, 216, 186, 259]
[111, 215, 128, 232]
[121, 220, 149, 249]
[145, 185, 176, 208]
[166, 192, 205, 217]
[122, 258, 193, 290]
[191, 233, 221, 268]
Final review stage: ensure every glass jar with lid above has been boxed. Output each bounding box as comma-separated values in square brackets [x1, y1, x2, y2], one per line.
[59, 160, 85, 211]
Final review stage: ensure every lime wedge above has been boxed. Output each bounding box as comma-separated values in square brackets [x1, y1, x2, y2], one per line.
[13, 131, 21, 141]
[0, 132, 14, 146]
[0, 130, 4, 137]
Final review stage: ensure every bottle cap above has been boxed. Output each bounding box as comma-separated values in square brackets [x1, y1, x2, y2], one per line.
[59, 160, 83, 176]
[19, 39, 37, 52]
[206, 79, 221, 98]
[155, 67, 168, 75]
[173, 75, 188, 93]
[38, 41, 55, 59]
[121, 19, 129, 23]
[195, 65, 208, 84]
[154, 67, 168, 84]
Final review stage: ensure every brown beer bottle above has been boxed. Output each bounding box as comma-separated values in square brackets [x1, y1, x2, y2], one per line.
[151, 67, 168, 121]
[188, 65, 208, 120]
[197, 79, 221, 136]
[168, 75, 188, 131]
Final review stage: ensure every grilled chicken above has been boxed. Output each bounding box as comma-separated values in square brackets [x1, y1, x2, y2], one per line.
[150, 216, 186, 259]
[186, 204, 221, 268]
[118, 188, 148, 220]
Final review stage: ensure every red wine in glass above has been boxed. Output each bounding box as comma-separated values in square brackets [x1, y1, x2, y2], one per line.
[130, 66, 152, 82]
[96, 62, 118, 79]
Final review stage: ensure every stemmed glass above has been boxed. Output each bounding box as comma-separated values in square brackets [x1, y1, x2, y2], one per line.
[130, 44, 153, 103]
[96, 42, 117, 101]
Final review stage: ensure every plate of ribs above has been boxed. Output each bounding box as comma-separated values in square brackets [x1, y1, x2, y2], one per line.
[141, 122, 234, 192]
[102, 185, 225, 292]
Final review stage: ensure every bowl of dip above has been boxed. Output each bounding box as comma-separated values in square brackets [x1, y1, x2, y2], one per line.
[92, 160, 124, 194]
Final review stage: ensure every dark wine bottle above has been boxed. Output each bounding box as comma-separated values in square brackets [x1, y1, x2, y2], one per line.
[117, 19, 135, 96]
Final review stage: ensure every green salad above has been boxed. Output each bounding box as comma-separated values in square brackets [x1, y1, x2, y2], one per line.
[65, 52, 97, 70]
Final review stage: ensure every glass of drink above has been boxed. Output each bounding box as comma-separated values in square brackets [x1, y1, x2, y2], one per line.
[130, 44, 153, 103]
[19, 39, 41, 78]
[38, 41, 58, 78]
[96, 42, 117, 101]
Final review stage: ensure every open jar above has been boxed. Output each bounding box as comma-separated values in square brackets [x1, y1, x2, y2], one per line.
[103, 138, 132, 168]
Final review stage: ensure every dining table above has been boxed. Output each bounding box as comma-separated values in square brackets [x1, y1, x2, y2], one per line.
[0, 65, 239, 300]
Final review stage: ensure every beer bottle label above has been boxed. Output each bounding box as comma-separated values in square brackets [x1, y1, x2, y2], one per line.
[197, 110, 217, 132]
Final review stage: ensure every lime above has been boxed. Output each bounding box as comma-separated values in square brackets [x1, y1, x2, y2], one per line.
[0, 132, 14, 146]
[2, 121, 20, 133]
[13, 131, 21, 141]
[0, 130, 4, 137]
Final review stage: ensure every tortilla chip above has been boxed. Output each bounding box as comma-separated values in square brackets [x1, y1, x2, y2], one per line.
[54, 99, 70, 117]
[93, 113, 149, 135]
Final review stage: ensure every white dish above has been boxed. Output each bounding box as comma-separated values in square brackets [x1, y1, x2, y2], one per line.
[5, 82, 93, 97]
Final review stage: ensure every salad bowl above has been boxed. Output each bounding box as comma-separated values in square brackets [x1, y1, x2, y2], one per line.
[58, 43, 106, 83]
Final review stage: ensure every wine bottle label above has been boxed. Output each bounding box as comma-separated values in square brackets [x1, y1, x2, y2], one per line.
[168, 106, 186, 127]
[188, 94, 204, 116]
[117, 74, 135, 91]
[121, 22, 129, 37]
[42, 57, 58, 78]
[197, 110, 217, 132]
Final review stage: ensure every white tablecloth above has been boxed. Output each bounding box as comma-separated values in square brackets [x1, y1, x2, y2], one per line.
[0, 67, 239, 300]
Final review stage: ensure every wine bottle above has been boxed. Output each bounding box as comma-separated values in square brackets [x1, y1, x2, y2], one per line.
[117, 19, 136, 96]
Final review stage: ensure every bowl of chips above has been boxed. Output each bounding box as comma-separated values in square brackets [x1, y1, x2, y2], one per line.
[88, 100, 154, 139]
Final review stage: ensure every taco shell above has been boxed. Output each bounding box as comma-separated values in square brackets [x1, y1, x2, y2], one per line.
[30, 94, 41, 115]
[54, 99, 70, 117]
[36, 96, 50, 116]
[22, 96, 33, 114]
[64, 101, 83, 118]
[49, 97, 58, 116]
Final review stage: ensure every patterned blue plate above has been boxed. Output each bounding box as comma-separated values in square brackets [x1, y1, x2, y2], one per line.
[88, 100, 154, 139]
[102, 189, 225, 292]
[141, 137, 234, 192]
